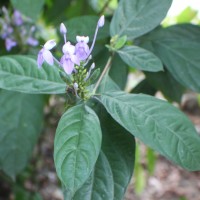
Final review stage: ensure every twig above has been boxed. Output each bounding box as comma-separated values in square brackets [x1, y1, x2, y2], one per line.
[93, 54, 114, 93]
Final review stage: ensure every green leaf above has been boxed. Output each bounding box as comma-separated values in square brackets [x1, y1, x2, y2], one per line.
[97, 74, 120, 94]
[0, 55, 65, 94]
[11, 0, 44, 21]
[44, 0, 73, 24]
[99, 109, 135, 199]
[54, 104, 102, 195]
[110, 0, 172, 39]
[113, 35, 127, 50]
[71, 106, 135, 200]
[131, 79, 157, 96]
[0, 90, 44, 178]
[110, 54, 128, 89]
[70, 152, 114, 200]
[63, 16, 110, 43]
[145, 70, 185, 102]
[138, 24, 200, 92]
[97, 91, 200, 171]
[117, 46, 163, 72]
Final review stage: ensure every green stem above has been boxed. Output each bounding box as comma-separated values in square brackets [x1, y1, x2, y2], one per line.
[93, 54, 114, 93]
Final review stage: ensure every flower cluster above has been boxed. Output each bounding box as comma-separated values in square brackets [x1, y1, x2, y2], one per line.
[0, 7, 38, 51]
[37, 16, 105, 101]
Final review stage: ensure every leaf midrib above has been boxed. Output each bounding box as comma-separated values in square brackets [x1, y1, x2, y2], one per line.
[102, 93, 198, 164]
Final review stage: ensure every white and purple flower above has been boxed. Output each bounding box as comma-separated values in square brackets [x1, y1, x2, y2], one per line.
[60, 42, 80, 74]
[37, 40, 56, 68]
[37, 15, 105, 75]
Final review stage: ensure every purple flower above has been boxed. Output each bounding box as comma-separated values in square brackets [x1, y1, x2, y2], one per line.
[74, 15, 105, 61]
[27, 37, 39, 46]
[12, 10, 23, 26]
[37, 40, 56, 68]
[60, 42, 80, 74]
[1, 24, 13, 39]
[75, 36, 90, 61]
[5, 38, 17, 51]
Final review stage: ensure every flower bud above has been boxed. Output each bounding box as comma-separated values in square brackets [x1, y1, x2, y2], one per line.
[91, 63, 95, 69]
[98, 15, 105, 28]
[60, 23, 67, 35]
[74, 82, 78, 89]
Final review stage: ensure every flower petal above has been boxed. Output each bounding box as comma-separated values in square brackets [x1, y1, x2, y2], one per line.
[62, 58, 74, 75]
[75, 42, 89, 61]
[62, 42, 75, 54]
[76, 36, 89, 43]
[37, 49, 44, 68]
[44, 39, 56, 50]
[43, 49, 54, 65]
[71, 54, 80, 66]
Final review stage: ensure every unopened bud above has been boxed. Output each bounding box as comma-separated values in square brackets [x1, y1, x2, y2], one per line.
[91, 63, 95, 69]
[60, 23, 67, 35]
[98, 15, 105, 28]
[74, 82, 78, 89]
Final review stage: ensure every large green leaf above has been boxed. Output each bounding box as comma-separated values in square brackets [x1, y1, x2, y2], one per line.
[97, 74, 120, 93]
[54, 104, 102, 196]
[131, 79, 157, 96]
[44, 0, 73, 24]
[138, 24, 200, 92]
[0, 55, 66, 94]
[117, 46, 163, 72]
[110, 54, 128, 89]
[0, 90, 44, 178]
[110, 0, 172, 39]
[144, 70, 185, 102]
[11, 0, 44, 21]
[70, 106, 135, 200]
[63, 16, 110, 43]
[96, 91, 200, 171]
[70, 152, 114, 200]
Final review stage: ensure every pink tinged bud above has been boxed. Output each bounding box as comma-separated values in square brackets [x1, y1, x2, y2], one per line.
[60, 23, 67, 35]
[98, 15, 105, 28]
